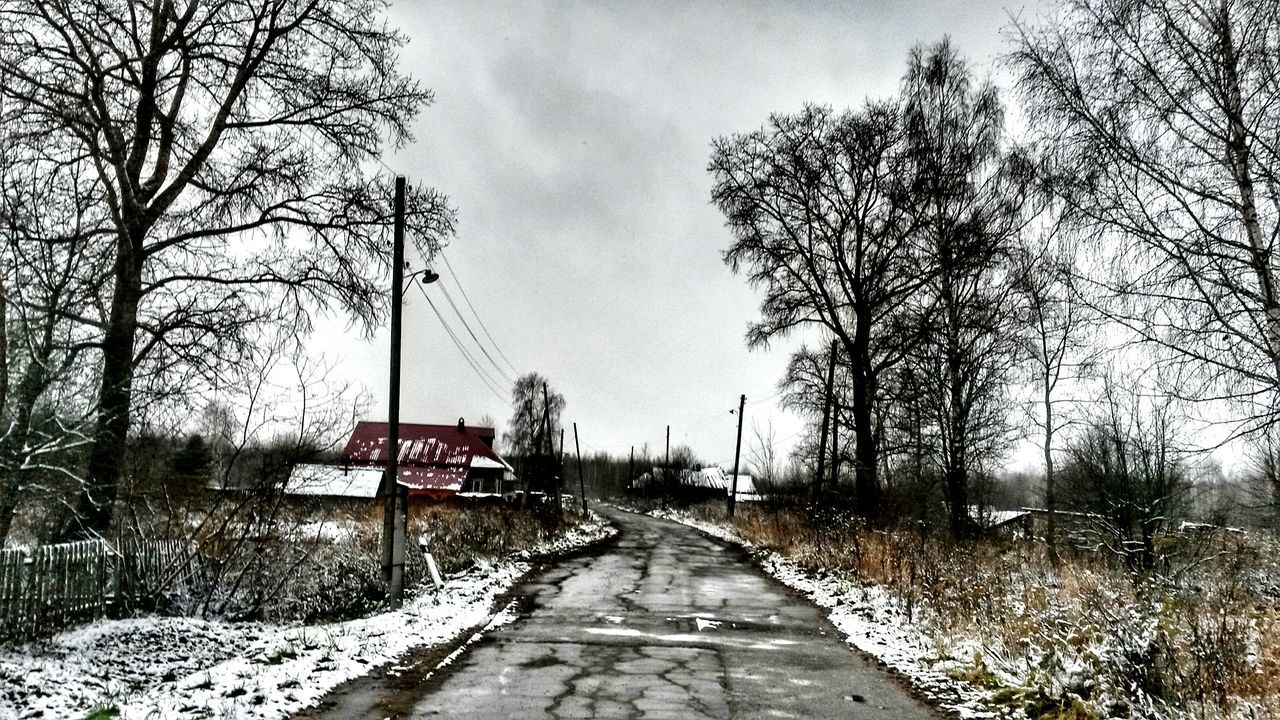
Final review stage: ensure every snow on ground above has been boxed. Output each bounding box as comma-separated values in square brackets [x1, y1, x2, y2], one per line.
[0, 513, 615, 720]
[645, 508, 1009, 719]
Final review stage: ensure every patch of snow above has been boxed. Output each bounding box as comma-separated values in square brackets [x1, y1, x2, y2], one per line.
[1, 512, 616, 719]
[694, 617, 722, 632]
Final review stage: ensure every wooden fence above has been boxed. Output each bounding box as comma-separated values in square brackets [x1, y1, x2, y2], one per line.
[0, 538, 193, 640]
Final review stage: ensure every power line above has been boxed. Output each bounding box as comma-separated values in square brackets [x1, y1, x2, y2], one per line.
[440, 251, 521, 376]
[748, 389, 785, 406]
[416, 279, 512, 408]
[420, 284, 510, 407]
[435, 279, 516, 387]
[226, 100, 514, 408]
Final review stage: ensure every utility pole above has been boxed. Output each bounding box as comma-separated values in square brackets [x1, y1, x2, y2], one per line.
[663, 425, 670, 509]
[729, 394, 745, 518]
[628, 446, 634, 492]
[559, 427, 566, 511]
[573, 422, 587, 514]
[813, 340, 837, 509]
[542, 383, 557, 511]
[383, 176, 409, 609]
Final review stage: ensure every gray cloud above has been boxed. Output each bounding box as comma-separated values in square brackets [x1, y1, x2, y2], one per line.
[318, 0, 1040, 464]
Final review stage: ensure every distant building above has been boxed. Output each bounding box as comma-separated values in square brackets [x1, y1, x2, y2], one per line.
[629, 466, 761, 502]
[285, 418, 512, 501]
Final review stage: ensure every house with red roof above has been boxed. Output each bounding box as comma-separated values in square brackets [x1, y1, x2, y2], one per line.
[285, 418, 512, 501]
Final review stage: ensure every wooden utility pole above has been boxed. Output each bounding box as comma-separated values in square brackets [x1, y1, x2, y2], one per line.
[663, 425, 670, 508]
[628, 446, 634, 491]
[729, 394, 745, 518]
[558, 427, 566, 511]
[813, 341, 837, 509]
[542, 382, 557, 510]
[383, 176, 409, 609]
[573, 422, 587, 514]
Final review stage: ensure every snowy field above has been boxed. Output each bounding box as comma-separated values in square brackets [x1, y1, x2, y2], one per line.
[0, 515, 615, 719]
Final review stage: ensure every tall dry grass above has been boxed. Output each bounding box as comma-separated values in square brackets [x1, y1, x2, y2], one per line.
[694, 503, 1280, 720]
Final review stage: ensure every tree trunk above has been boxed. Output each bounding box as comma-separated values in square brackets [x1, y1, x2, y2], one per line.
[849, 310, 880, 520]
[945, 464, 968, 539]
[850, 366, 880, 520]
[63, 235, 143, 539]
[1, 278, 66, 545]
[1219, 14, 1280, 386]
[812, 342, 835, 509]
[0, 278, 12, 546]
[0, 277, 7, 414]
[1043, 374, 1060, 566]
[943, 264, 970, 540]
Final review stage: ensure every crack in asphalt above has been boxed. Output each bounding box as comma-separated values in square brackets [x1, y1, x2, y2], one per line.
[297, 507, 938, 719]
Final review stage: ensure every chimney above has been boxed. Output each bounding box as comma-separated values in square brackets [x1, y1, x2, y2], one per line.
[457, 417, 466, 433]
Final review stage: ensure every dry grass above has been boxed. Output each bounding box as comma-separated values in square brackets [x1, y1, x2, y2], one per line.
[692, 502, 1280, 720]
[408, 501, 584, 575]
[188, 500, 584, 624]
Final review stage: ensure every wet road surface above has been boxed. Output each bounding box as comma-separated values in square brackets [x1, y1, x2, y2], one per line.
[301, 506, 935, 719]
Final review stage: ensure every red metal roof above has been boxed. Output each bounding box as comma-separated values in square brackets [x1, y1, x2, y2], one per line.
[397, 465, 467, 493]
[342, 421, 504, 467]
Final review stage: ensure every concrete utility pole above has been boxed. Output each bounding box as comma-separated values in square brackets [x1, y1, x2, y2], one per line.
[729, 394, 745, 518]
[813, 340, 837, 509]
[573, 422, 587, 514]
[383, 176, 409, 609]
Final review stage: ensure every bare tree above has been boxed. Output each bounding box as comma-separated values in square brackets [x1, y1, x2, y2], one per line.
[746, 418, 779, 486]
[0, 0, 454, 539]
[1010, 0, 1280, 436]
[1011, 208, 1098, 562]
[504, 372, 565, 458]
[710, 101, 929, 520]
[780, 343, 838, 478]
[1059, 376, 1193, 571]
[899, 38, 1023, 538]
[1241, 427, 1280, 525]
[0, 96, 108, 545]
[476, 413, 500, 452]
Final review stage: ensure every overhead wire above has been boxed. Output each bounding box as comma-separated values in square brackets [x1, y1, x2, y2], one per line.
[439, 251, 521, 376]
[371, 144, 524, 396]
[435, 279, 516, 387]
[748, 388, 785, 406]
[415, 278, 512, 408]
[373, 150, 522, 390]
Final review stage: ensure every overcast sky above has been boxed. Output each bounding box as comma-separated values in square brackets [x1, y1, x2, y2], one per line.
[319, 0, 1046, 468]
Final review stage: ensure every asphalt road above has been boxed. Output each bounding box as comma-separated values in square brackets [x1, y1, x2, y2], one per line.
[302, 506, 936, 719]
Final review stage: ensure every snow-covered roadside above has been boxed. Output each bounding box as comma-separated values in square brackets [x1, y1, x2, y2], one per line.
[1, 513, 615, 720]
[646, 508, 1009, 719]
